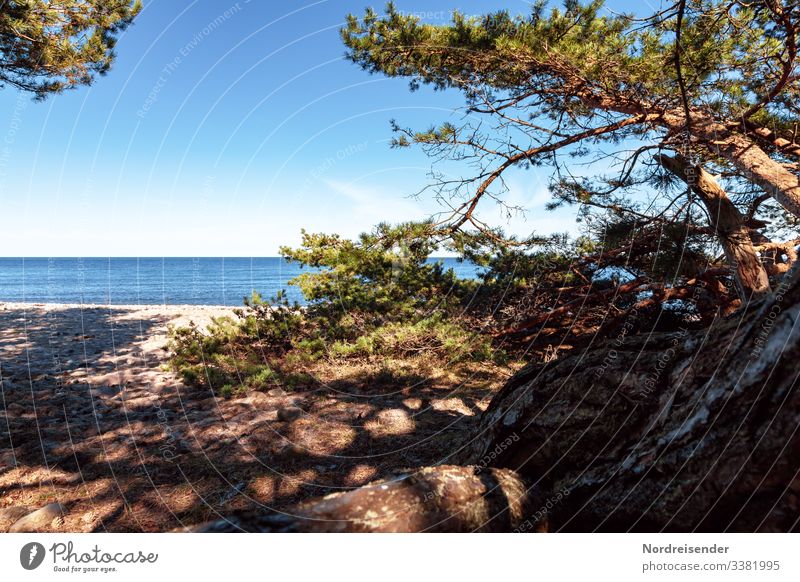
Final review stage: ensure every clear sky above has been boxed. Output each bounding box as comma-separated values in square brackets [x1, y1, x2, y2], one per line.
[0, 0, 644, 257]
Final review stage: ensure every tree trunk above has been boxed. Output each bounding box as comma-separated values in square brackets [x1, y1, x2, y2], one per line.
[663, 111, 800, 218]
[579, 98, 800, 219]
[192, 465, 544, 532]
[193, 268, 800, 533]
[657, 153, 772, 300]
[461, 266, 800, 532]
[707, 130, 800, 217]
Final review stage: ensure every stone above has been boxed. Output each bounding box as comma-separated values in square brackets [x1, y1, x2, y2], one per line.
[277, 406, 303, 422]
[0, 506, 31, 532]
[9, 503, 67, 533]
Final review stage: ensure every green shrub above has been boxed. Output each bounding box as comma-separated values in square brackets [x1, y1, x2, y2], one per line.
[326, 316, 497, 362]
[167, 291, 302, 392]
[168, 221, 517, 396]
[233, 290, 304, 352]
[280, 221, 475, 336]
[245, 365, 278, 389]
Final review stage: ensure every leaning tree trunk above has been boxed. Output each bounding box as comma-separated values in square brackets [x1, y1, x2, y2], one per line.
[662, 110, 800, 219]
[460, 278, 799, 531]
[193, 267, 800, 533]
[705, 130, 800, 219]
[657, 153, 771, 300]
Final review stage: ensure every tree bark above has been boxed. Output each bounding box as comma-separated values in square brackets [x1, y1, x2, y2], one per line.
[193, 268, 800, 533]
[657, 153, 772, 300]
[739, 120, 800, 163]
[663, 110, 800, 218]
[192, 465, 543, 532]
[577, 94, 800, 219]
[462, 265, 800, 531]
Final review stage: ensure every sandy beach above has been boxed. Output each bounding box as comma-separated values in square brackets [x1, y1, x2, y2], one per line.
[0, 302, 500, 532]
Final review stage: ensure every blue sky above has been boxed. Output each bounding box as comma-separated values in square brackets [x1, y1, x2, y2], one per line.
[0, 0, 644, 256]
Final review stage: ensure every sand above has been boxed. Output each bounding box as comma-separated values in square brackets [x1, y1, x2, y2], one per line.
[0, 302, 503, 532]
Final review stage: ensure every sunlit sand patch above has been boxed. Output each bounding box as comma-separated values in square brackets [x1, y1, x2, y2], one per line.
[315, 399, 374, 423]
[344, 463, 379, 486]
[0, 465, 82, 487]
[249, 476, 276, 501]
[152, 484, 199, 514]
[431, 397, 473, 416]
[277, 469, 318, 497]
[284, 418, 356, 455]
[364, 408, 415, 438]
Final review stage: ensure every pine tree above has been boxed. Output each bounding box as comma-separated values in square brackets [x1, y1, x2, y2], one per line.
[341, 0, 800, 298]
[0, 0, 141, 99]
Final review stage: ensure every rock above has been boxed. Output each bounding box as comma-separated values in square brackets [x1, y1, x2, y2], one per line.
[0, 506, 31, 532]
[277, 406, 303, 422]
[267, 388, 286, 397]
[9, 503, 67, 533]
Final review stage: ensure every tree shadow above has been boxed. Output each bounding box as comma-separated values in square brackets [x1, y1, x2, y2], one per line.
[0, 305, 507, 532]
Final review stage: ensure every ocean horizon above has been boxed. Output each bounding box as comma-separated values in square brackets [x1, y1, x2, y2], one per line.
[0, 257, 479, 306]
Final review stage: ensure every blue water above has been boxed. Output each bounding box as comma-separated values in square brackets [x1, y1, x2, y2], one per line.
[0, 258, 478, 306]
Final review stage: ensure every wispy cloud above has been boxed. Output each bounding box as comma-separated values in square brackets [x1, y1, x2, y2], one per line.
[322, 179, 426, 224]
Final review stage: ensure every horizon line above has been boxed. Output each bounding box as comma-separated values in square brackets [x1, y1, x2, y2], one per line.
[0, 255, 464, 259]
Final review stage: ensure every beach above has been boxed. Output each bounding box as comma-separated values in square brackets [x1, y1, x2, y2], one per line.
[0, 302, 501, 532]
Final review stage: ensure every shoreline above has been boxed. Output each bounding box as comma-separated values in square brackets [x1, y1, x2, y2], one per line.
[0, 301, 236, 310]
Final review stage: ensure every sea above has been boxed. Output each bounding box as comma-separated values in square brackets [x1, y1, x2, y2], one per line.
[0, 257, 479, 306]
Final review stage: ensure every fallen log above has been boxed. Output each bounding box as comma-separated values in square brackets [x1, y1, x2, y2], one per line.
[192, 465, 542, 532]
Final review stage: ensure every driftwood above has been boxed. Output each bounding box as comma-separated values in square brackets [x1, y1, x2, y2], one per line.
[193, 465, 542, 532]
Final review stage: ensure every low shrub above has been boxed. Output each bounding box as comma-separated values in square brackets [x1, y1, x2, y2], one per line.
[168, 222, 515, 396]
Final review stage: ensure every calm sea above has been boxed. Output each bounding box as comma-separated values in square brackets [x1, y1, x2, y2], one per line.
[0, 258, 479, 306]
